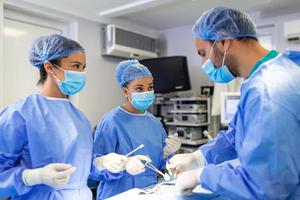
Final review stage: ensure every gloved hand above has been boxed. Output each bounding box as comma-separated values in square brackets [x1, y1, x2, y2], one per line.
[125, 155, 151, 175]
[166, 149, 205, 176]
[163, 133, 181, 158]
[94, 153, 128, 173]
[175, 167, 204, 195]
[22, 163, 76, 188]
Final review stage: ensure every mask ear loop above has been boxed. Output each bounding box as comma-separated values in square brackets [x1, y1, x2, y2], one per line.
[220, 42, 235, 78]
[208, 41, 217, 59]
[45, 61, 64, 82]
[202, 41, 217, 66]
[221, 39, 230, 68]
[52, 63, 65, 72]
[124, 88, 140, 111]
[123, 87, 134, 107]
[123, 87, 130, 99]
[222, 49, 227, 68]
[43, 61, 67, 97]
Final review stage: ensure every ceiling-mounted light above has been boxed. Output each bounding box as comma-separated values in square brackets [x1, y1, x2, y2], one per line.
[98, 0, 158, 17]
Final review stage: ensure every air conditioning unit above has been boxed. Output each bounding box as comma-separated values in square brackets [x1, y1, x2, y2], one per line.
[102, 24, 159, 59]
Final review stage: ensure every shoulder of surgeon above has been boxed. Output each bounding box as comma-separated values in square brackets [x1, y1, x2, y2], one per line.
[0, 94, 39, 121]
[241, 54, 300, 105]
[98, 107, 120, 123]
[0, 94, 92, 131]
[244, 54, 298, 87]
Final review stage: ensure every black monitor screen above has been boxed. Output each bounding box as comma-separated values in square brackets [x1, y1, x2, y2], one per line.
[140, 56, 191, 94]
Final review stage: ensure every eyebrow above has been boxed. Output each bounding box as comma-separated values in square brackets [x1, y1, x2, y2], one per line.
[71, 61, 83, 65]
[134, 83, 153, 87]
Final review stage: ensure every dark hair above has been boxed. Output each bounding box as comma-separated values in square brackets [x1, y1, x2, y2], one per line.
[236, 37, 258, 42]
[37, 59, 61, 85]
[122, 81, 130, 88]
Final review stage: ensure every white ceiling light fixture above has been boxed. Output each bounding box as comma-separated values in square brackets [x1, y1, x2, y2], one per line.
[98, 0, 176, 18]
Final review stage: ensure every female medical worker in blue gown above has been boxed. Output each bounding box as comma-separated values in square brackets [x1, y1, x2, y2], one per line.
[0, 34, 93, 200]
[167, 7, 300, 200]
[90, 60, 181, 200]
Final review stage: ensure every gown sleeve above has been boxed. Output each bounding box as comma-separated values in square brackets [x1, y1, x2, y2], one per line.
[158, 121, 168, 170]
[0, 108, 32, 197]
[90, 115, 124, 181]
[200, 117, 238, 164]
[200, 86, 299, 199]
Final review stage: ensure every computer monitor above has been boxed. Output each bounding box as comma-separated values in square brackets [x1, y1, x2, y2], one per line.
[140, 56, 191, 94]
[220, 92, 241, 125]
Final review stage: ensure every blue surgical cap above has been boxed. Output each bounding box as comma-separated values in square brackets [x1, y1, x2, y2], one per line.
[115, 59, 153, 87]
[192, 6, 257, 41]
[29, 34, 85, 68]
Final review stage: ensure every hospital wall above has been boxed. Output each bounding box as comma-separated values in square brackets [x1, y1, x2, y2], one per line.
[249, 8, 300, 52]
[75, 20, 123, 129]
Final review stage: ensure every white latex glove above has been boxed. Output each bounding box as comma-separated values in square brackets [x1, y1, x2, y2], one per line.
[125, 155, 151, 175]
[163, 133, 181, 158]
[166, 149, 205, 176]
[94, 153, 128, 173]
[22, 163, 76, 188]
[175, 167, 204, 195]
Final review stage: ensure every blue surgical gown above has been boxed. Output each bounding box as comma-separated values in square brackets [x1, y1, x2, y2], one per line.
[91, 106, 167, 200]
[199, 50, 300, 199]
[0, 94, 93, 200]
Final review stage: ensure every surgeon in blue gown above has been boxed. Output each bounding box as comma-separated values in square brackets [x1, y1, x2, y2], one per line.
[0, 34, 93, 199]
[167, 7, 300, 200]
[91, 60, 181, 200]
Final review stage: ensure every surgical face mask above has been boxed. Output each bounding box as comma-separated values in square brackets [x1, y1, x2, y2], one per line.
[52, 64, 86, 95]
[128, 90, 155, 111]
[202, 41, 235, 83]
